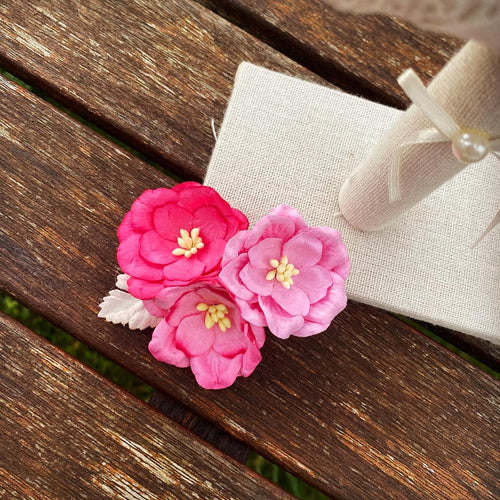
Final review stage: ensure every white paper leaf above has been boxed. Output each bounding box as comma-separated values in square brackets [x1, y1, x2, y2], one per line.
[116, 273, 130, 291]
[98, 289, 161, 330]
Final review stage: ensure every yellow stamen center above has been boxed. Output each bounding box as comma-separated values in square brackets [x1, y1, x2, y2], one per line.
[265, 255, 299, 289]
[196, 302, 231, 332]
[172, 228, 204, 258]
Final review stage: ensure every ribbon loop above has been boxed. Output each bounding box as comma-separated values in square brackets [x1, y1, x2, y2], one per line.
[390, 68, 499, 245]
[398, 69, 461, 140]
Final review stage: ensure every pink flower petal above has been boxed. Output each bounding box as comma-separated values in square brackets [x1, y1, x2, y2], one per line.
[145, 285, 193, 314]
[170, 181, 201, 193]
[177, 184, 224, 212]
[228, 207, 249, 232]
[221, 231, 250, 265]
[163, 254, 206, 283]
[245, 215, 297, 247]
[195, 285, 230, 306]
[219, 254, 256, 302]
[306, 273, 347, 324]
[143, 298, 165, 318]
[242, 205, 308, 246]
[259, 296, 304, 339]
[117, 211, 133, 243]
[234, 296, 267, 326]
[167, 292, 206, 327]
[249, 323, 266, 349]
[240, 343, 263, 377]
[117, 233, 164, 280]
[270, 283, 310, 317]
[218, 204, 249, 236]
[175, 315, 215, 357]
[138, 188, 178, 208]
[240, 263, 275, 296]
[149, 320, 190, 367]
[283, 231, 322, 267]
[334, 260, 351, 281]
[293, 320, 330, 338]
[127, 278, 165, 300]
[247, 238, 283, 269]
[171, 181, 200, 193]
[196, 237, 227, 274]
[153, 204, 193, 240]
[116, 212, 136, 243]
[176, 184, 246, 241]
[193, 205, 229, 240]
[309, 226, 350, 279]
[293, 265, 332, 303]
[212, 327, 248, 357]
[130, 200, 155, 232]
[141, 230, 177, 265]
[190, 351, 243, 390]
[268, 204, 307, 231]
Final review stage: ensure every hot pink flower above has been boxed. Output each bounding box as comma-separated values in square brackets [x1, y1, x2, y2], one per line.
[219, 205, 350, 339]
[117, 182, 248, 300]
[146, 283, 265, 390]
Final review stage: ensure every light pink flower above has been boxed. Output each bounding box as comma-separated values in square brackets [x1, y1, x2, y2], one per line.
[146, 283, 265, 390]
[117, 182, 248, 300]
[219, 205, 350, 339]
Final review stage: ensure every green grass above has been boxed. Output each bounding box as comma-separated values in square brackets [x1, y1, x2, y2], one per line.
[247, 454, 330, 499]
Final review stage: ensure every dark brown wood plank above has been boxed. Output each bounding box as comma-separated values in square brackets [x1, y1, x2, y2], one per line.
[148, 391, 251, 464]
[0, 0, 323, 181]
[0, 313, 292, 499]
[195, 0, 463, 107]
[2, 0, 490, 363]
[423, 323, 500, 374]
[2, 75, 500, 499]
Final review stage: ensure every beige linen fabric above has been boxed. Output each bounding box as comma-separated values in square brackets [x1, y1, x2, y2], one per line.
[204, 62, 499, 344]
[339, 41, 500, 231]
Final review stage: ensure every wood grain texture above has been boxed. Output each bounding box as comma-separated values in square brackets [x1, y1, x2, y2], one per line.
[2, 75, 500, 499]
[195, 0, 463, 107]
[148, 391, 251, 464]
[0, 313, 292, 499]
[1, 0, 492, 365]
[0, 0, 323, 181]
[422, 324, 500, 374]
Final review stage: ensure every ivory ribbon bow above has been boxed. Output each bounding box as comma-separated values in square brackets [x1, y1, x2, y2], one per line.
[390, 69, 500, 246]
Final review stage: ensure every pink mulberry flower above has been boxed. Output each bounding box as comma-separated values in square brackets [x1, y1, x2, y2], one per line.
[219, 205, 350, 339]
[146, 283, 265, 390]
[117, 182, 248, 300]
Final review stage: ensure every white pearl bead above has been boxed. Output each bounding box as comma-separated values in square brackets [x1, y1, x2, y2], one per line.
[451, 129, 490, 164]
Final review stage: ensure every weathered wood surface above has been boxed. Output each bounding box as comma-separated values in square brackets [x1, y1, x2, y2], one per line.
[0, 313, 292, 499]
[423, 323, 500, 374]
[148, 391, 251, 464]
[1, 0, 495, 366]
[0, 0, 322, 181]
[195, 0, 463, 107]
[2, 75, 500, 499]
[0, 0, 461, 177]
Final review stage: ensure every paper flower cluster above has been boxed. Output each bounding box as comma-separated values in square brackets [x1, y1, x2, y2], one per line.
[99, 182, 350, 389]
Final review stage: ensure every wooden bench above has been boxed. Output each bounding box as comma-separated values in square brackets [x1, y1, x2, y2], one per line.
[1, 0, 499, 498]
